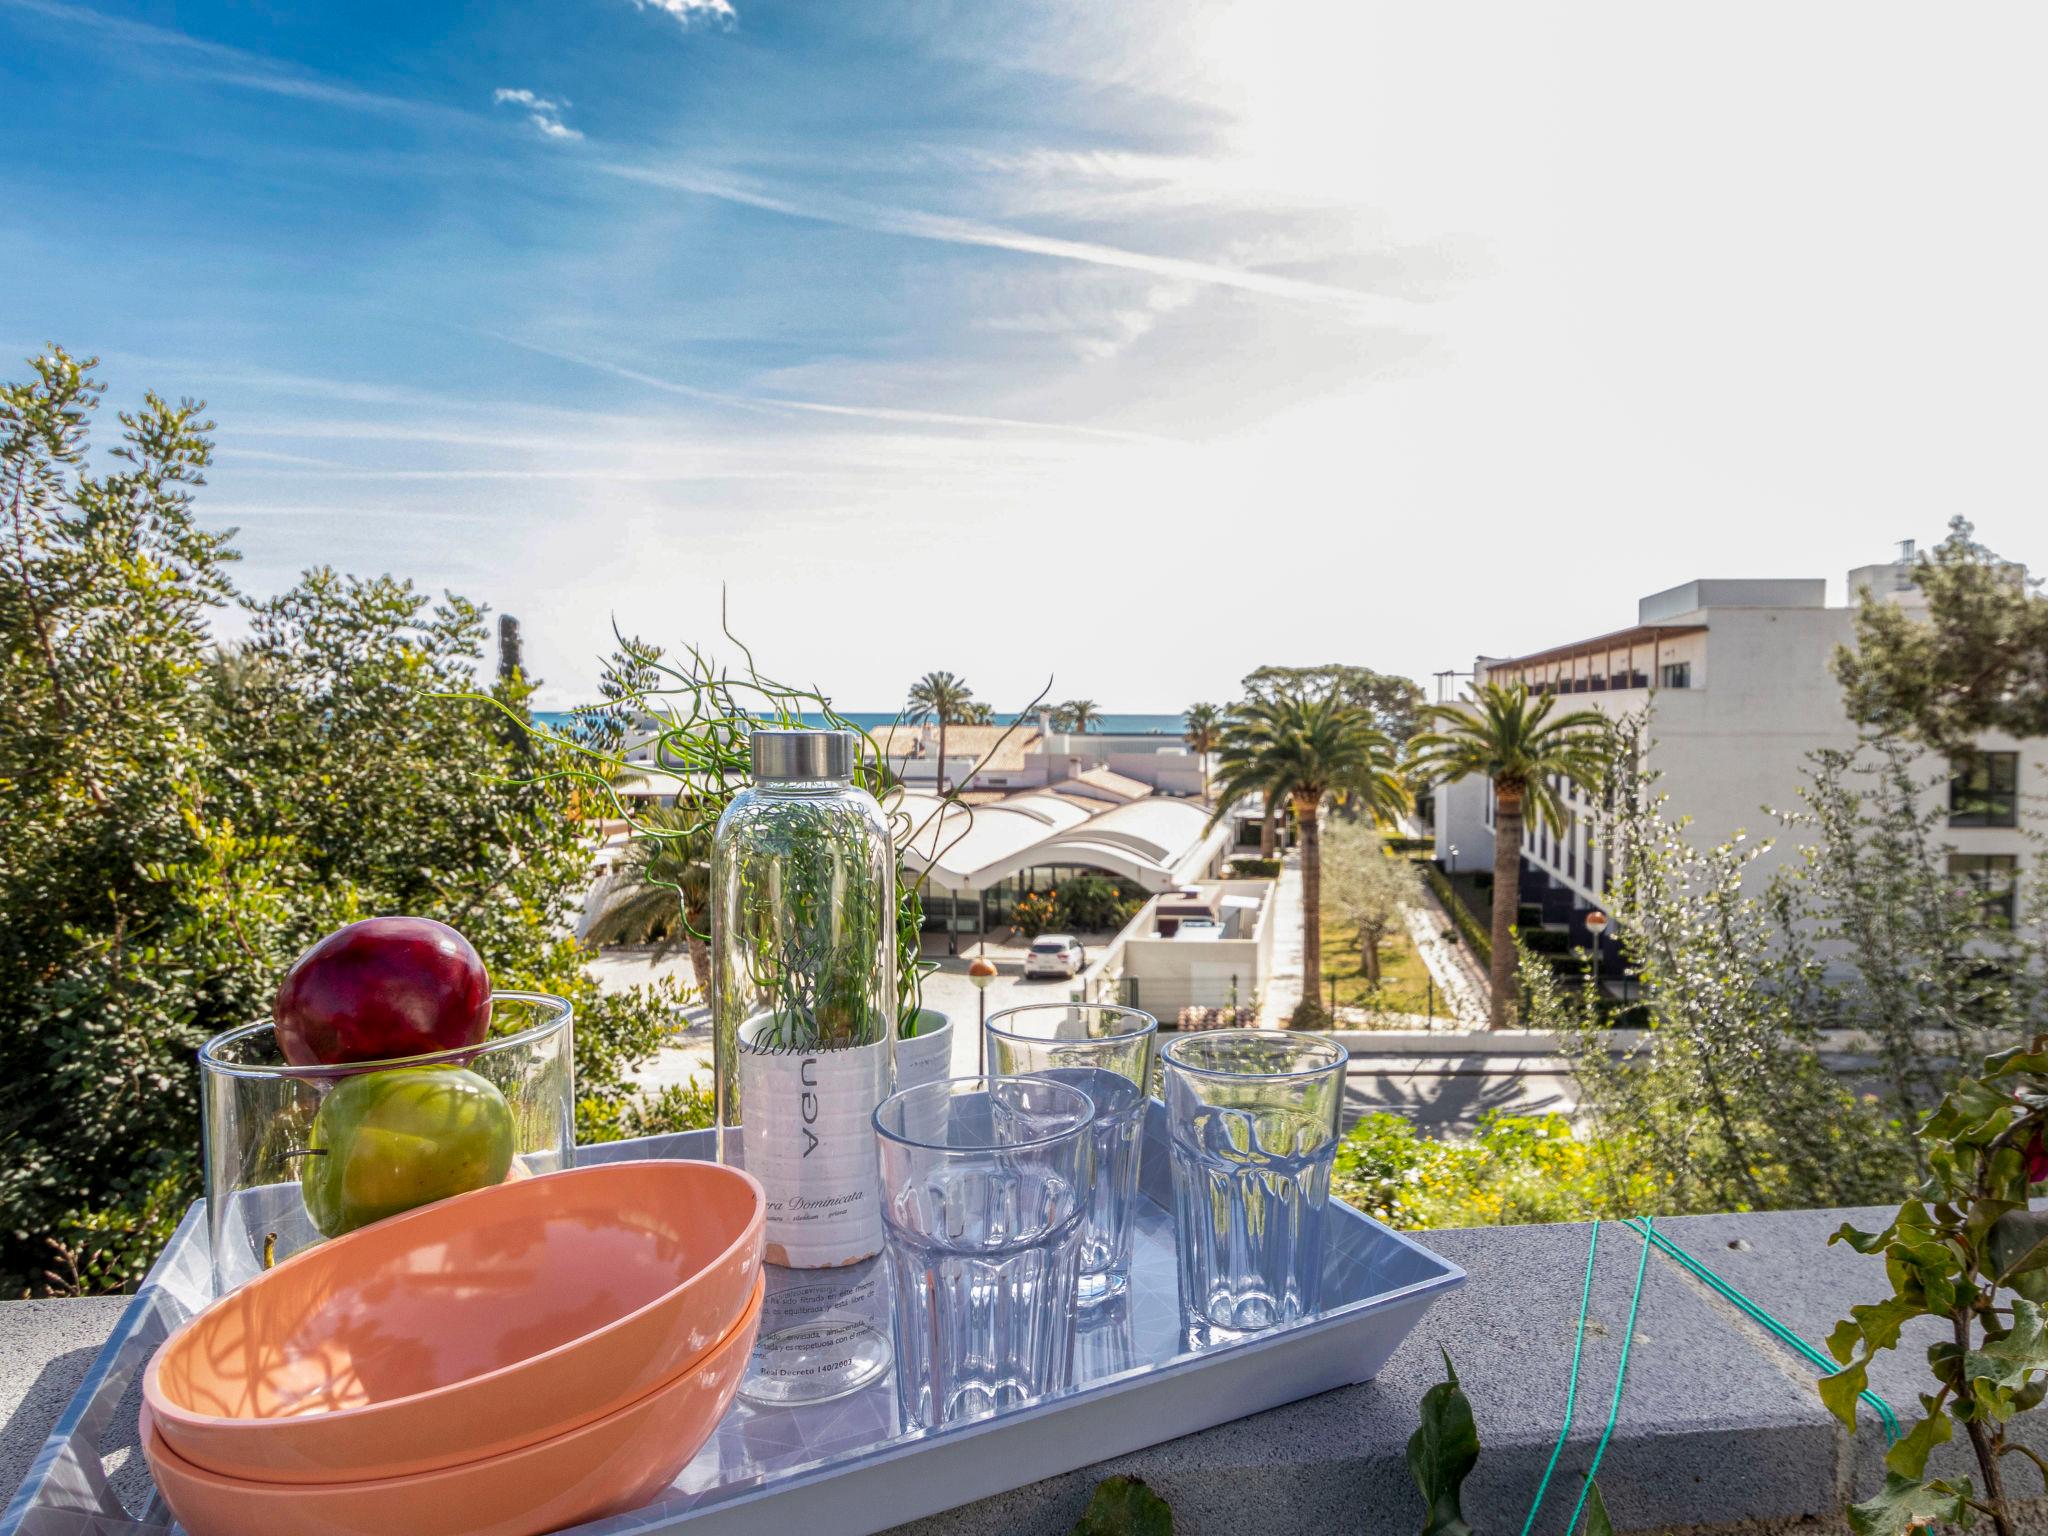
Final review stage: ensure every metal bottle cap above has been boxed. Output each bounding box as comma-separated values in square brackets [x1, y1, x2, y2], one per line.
[751, 727, 854, 783]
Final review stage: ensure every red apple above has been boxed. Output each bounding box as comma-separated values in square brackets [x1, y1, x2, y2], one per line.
[274, 917, 492, 1066]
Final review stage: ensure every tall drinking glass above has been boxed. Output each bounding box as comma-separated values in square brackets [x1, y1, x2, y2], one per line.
[874, 1075, 1095, 1430]
[984, 1003, 1157, 1301]
[1162, 1030, 1348, 1342]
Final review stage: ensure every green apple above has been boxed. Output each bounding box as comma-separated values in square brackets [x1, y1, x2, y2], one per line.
[301, 1066, 515, 1237]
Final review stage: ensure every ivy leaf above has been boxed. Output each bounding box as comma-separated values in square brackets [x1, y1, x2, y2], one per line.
[1580, 1479, 1614, 1536]
[1882, 1409, 1953, 1481]
[1987, 1209, 2048, 1285]
[1962, 1296, 2048, 1399]
[1071, 1476, 1173, 1536]
[1820, 1360, 1871, 1430]
[1847, 1473, 1973, 1536]
[1409, 1349, 1481, 1536]
[1847, 1296, 1922, 1356]
[1834, 1222, 1890, 1255]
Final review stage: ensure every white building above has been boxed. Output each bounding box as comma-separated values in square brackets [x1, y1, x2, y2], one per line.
[869, 716, 1207, 799]
[1433, 549, 2040, 960]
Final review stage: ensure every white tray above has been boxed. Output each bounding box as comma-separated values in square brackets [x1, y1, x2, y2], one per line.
[3, 1108, 1463, 1536]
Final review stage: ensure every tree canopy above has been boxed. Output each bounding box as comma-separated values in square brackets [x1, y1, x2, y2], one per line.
[1834, 518, 2048, 752]
[1240, 663, 1426, 741]
[0, 349, 691, 1294]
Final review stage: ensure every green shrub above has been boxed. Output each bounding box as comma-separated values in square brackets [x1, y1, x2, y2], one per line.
[0, 351, 698, 1295]
[1012, 890, 1061, 939]
[1227, 856, 1282, 878]
[1332, 1111, 1664, 1230]
[1055, 874, 1146, 932]
[1520, 927, 1573, 955]
[1423, 865, 1492, 967]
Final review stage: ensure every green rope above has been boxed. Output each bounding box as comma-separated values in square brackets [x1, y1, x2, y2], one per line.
[1519, 1219, 1603, 1536]
[1623, 1217, 1900, 1445]
[1564, 1218, 1653, 1533]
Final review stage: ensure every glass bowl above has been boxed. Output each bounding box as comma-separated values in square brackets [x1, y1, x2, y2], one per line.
[198, 992, 575, 1295]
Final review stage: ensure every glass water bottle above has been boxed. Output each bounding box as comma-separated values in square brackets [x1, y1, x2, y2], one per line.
[712, 728, 895, 1274]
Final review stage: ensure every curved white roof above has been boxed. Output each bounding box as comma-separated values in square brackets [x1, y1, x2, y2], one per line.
[896, 789, 1225, 894]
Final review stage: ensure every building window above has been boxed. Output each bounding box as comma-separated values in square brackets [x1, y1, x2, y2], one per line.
[1950, 853, 2019, 927]
[1950, 752, 2019, 828]
[1660, 661, 1691, 689]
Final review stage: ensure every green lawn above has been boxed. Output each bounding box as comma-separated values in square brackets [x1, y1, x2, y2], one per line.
[1321, 905, 1440, 1018]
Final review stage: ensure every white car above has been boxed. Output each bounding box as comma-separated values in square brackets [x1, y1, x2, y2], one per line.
[1023, 934, 1086, 978]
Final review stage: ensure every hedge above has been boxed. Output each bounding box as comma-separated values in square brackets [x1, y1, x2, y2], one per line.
[1424, 864, 1492, 968]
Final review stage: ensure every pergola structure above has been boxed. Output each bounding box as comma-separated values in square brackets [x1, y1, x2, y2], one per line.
[1483, 622, 1709, 695]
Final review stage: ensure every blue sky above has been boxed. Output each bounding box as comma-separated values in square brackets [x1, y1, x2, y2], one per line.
[5, 0, 2047, 710]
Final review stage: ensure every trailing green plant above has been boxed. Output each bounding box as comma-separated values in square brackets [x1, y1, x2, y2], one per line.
[1822, 1035, 2048, 1536]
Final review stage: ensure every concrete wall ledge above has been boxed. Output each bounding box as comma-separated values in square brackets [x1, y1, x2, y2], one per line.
[1317, 1027, 1964, 1062]
[6, 1208, 2044, 1535]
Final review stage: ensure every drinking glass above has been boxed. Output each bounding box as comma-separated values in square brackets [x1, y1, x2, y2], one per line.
[874, 1075, 1095, 1430]
[984, 1003, 1157, 1301]
[198, 993, 575, 1295]
[1162, 1030, 1348, 1342]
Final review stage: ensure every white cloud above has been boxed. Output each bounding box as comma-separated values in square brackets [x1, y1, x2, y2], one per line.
[630, 0, 735, 29]
[599, 163, 1419, 320]
[492, 86, 581, 141]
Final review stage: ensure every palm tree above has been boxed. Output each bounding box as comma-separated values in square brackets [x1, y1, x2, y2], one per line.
[1211, 692, 1409, 1022]
[1408, 682, 1611, 1028]
[1054, 698, 1101, 733]
[1183, 702, 1223, 801]
[906, 670, 978, 798]
[583, 807, 714, 991]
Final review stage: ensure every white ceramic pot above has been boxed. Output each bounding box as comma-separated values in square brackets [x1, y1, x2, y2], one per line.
[892, 1009, 954, 1090]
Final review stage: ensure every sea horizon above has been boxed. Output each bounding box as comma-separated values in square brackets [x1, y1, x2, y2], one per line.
[532, 709, 1185, 737]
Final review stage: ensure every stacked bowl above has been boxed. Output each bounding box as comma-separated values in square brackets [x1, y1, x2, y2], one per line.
[142, 1160, 765, 1536]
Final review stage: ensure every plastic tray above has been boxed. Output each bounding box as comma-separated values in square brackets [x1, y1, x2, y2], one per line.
[3, 1107, 1463, 1536]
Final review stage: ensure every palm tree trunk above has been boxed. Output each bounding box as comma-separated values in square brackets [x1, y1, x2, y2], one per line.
[1490, 787, 1523, 1029]
[687, 935, 712, 997]
[1298, 793, 1323, 1021]
[1260, 804, 1276, 857]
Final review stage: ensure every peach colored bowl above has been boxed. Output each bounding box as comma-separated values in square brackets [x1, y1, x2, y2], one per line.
[145, 1160, 763, 1484]
[142, 1277, 761, 1536]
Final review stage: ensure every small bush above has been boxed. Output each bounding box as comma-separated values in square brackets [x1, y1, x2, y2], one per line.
[1227, 856, 1282, 878]
[1520, 927, 1574, 956]
[1333, 1111, 1663, 1229]
[1012, 890, 1060, 939]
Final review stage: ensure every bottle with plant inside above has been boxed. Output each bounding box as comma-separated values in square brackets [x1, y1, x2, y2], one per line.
[712, 728, 896, 1273]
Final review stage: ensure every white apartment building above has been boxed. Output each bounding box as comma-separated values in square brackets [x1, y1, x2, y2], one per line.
[1432, 550, 2040, 954]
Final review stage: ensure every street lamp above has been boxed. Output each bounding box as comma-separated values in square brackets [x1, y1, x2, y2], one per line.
[1584, 909, 1609, 999]
[968, 955, 999, 1073]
